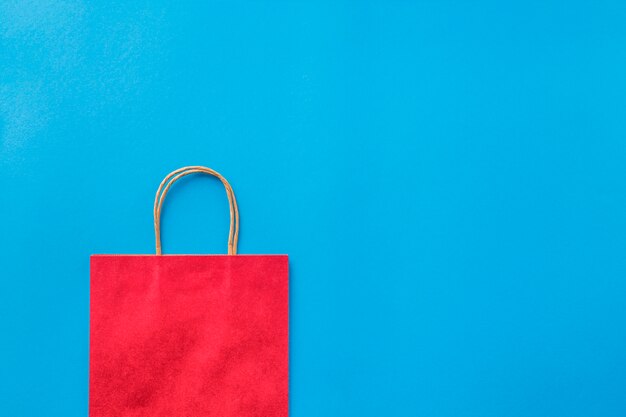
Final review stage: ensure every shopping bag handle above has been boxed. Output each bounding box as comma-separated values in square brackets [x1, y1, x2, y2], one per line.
[154, 166, 239, 255]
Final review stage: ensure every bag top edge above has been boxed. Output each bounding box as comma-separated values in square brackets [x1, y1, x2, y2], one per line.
[90, 254, 289, 257]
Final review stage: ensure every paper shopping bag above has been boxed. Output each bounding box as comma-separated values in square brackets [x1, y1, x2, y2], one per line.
[89, 166, 288, 417]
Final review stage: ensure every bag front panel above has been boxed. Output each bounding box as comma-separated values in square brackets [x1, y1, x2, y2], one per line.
[89, 255, 288, 417]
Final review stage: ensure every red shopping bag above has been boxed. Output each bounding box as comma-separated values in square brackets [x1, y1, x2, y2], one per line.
[89, 166, 288, 417]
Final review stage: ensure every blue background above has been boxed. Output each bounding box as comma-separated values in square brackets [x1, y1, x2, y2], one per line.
[2, 1, 626, 416]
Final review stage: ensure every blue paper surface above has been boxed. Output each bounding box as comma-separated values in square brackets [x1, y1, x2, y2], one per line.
[1, 1, 626, 415]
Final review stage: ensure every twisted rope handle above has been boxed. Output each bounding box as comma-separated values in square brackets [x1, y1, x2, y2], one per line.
[154, 166, 239, 255]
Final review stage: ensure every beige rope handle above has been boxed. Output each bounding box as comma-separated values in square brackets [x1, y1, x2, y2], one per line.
[154, 166, 239, 255]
